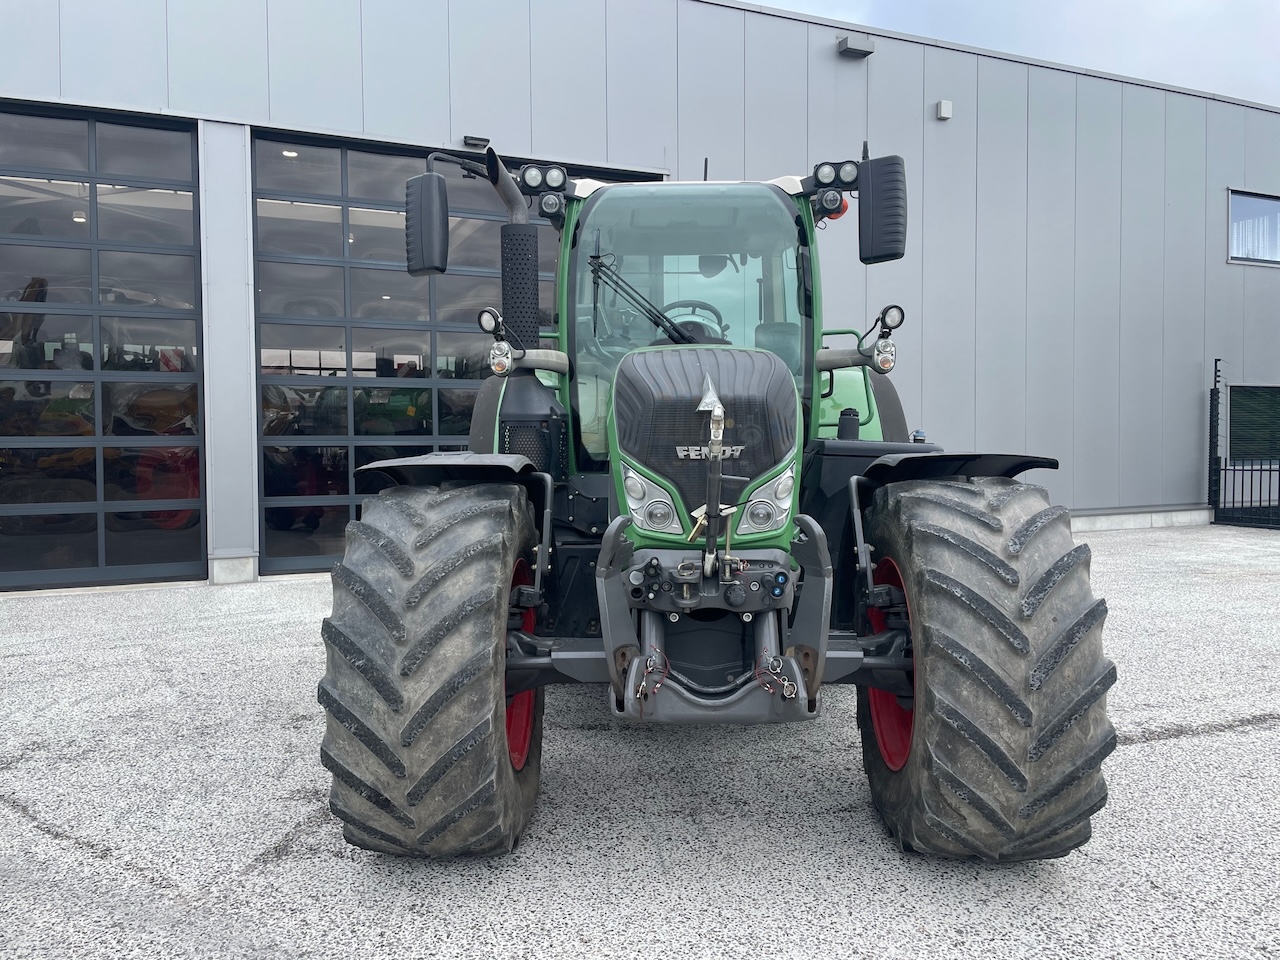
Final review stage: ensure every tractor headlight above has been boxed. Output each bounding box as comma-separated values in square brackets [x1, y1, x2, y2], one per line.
[874, 337, 896, 372]
[539, 192, 563, 217]
[544, 166, 566, 189]
[745, 500, 776, 529]
[645, 501, 675, 529]
[521, 166, 544, 189]
[624, 474, 646, 500]
[621, 464, 683, 534]
[489, 340, 513, 375]
[737, 466, 793, 536]
[772, 468, 794, 503]
[815, 162, 836, 185]
[838, 161, 858, 184]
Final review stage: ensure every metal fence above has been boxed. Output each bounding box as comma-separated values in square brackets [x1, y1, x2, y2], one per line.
[1209, 360, 1280, 529]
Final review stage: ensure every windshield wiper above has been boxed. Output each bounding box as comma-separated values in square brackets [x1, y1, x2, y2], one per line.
[587, 254, 697, 345]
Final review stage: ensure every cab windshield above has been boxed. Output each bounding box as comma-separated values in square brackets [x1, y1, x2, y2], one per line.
[570, 182, 809, 463]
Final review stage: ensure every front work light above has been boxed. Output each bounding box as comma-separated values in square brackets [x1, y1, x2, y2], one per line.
[539, 192, 563, 217]
[544, 166, 566, 189]
[815, 163, 836, 185]
[478, 307, 502, 335]
[521, 166, 544, 189]
[880, 303, 905, 329]
[838, 161, 858, 185]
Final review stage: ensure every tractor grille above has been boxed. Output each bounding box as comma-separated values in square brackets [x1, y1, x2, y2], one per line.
[612, 348, 797, 514]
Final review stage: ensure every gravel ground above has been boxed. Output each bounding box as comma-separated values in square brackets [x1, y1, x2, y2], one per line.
[1, 524, 1278, 960]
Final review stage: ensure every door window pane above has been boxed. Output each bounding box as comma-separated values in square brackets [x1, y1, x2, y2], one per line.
[0, 114, 88, 172]
[438, 387, 477, 435]
[106, 510, 202, 564]
[101, 316, 199, 372]
[354, 386, 433, 435]
[347, 151, 426, 203]
[436, 330, 494, 381]
[0, 512, 97, 571]
[0, 177, 91, 240]
[441, 160, 504, 215]
[262, 385, 349, 437]
[0, 447, 97, 503]
[0, 312, 93, 369]
[351, 327, 429, 378]
[447, 217, 502, 270]
[0, 244, 92, 304]
[1229, 192, 1280, 263]
[97, 185, 194, 246]
[257, 261, 344, 317]
[262, 445, 349, 496]
[104, 446, 200, 500]
[255, 199, 343, 258]
[434, 274, 500, 326]
[350, 267, 428, 321]
[355, 444, 433, 494]
[263, 504, 347, 557]
[349, 207, 405, 263]
[99, 251, 197, 310]
[103, 382, 199, 436]
[0, 381, 95, 436]
[538, 222, 559, 274]
[259, 323, 346, 375]
[256, 142, 341, 196]
[96, 124, 193, 182]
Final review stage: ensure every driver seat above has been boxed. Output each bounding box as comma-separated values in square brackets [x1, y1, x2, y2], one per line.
[753, 322, 802, 374]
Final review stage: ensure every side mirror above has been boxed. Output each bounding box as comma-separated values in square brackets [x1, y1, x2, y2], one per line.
[406, 172, 449, 276]
[857, 155, 907, 265]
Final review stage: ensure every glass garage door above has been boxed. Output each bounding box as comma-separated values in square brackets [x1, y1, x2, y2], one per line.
[0, 110, 204, 590]
[252, 135, 654, 573]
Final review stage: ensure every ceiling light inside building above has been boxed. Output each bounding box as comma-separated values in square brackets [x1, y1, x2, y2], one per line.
[281, 149, 298, 158]
[72, 210, 87, 223]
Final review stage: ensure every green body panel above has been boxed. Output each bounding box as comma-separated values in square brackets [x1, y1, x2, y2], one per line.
[547, 188, 887, 543]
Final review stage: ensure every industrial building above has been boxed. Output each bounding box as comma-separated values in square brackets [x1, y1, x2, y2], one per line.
[2, 0, 1278, 590]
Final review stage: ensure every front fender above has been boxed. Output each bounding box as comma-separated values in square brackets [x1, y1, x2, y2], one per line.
[862, 452, 1057, 486]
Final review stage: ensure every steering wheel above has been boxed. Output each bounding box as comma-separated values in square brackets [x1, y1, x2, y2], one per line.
[652, 299, 729, 344]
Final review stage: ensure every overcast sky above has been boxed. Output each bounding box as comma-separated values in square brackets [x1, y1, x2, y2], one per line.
[779, 0, 1280, 108]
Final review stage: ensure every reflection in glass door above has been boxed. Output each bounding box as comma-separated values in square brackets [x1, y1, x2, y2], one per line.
[0, 110, 204, 589]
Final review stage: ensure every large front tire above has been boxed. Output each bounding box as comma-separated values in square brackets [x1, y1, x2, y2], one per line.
[318, 483, 542, 857]
[858, 477, 1115, 861]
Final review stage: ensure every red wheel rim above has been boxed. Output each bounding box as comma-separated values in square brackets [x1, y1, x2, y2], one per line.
[866, 557, 914, 771]
[506, 558, 536, 772]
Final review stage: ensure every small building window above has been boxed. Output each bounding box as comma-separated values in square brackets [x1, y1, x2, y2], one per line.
[1230, 191, 1280, 264]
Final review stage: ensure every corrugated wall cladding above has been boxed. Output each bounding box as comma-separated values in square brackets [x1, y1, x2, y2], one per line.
[6, 0, 1279, 510]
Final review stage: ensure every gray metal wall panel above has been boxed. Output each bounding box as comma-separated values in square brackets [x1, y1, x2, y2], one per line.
[865, 38, 924, 433]
[532, 0, 606, 163]
[805, 23, 868, 337]
[1024, 68, 1076, 505]
[361, 0, 450, 146]
[449, 0, 531, 154]
[0, 0, 61, 101]
[1117, 84, 1166, 507]
[1245, 108, 1280, 196]
[920, 47, 977, 451]
[744, 13, 807, 180]
[1241, 112, 1280, 382]
[605, 0, 677, 171]
[60, 0, 167, 111]
[973, 58, 1028, 456]
[676, 2, 745, 180]
[266, 0, 363, 133]
[1243, 269, 1280, 383]
[1204, 102, 1246, 384]
[198, 121, 259, 563]
[1161, 94, 1208, 504]
[168, 0, 270, 122]
[1071, 76, 1123, 509]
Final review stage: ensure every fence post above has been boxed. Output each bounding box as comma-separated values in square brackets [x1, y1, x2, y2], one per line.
[1208, 358, 1221, 520]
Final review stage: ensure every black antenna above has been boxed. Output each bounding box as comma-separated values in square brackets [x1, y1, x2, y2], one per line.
[862, 140, 870, 161]
[703, 157, 709, 181]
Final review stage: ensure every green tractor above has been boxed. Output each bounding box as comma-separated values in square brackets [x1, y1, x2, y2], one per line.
[317, 147, 1115, 862]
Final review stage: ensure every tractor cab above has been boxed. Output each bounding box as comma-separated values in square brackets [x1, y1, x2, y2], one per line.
[564, 180, 811, 469]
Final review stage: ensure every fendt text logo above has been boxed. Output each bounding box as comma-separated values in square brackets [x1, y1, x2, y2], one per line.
[675, 445, 746, 460]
